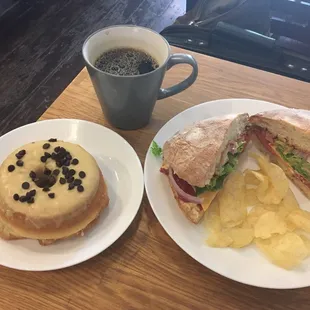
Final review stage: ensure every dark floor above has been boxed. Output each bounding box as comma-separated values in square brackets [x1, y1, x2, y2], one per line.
[0, 0, 185, 136]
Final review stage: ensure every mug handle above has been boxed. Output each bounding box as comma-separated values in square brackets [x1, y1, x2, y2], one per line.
[158, 53, 198, 100]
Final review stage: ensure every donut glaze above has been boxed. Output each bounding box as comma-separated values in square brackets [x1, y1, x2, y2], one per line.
[0, 140, 100, 231]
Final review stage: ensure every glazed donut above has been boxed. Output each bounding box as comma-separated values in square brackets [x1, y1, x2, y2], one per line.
[0, 139, 109, 245]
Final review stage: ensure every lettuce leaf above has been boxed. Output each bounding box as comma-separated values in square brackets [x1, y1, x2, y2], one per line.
[275, 139, 310, 180]
[151, 141, 162, 157]
[195, 141, 245, 195]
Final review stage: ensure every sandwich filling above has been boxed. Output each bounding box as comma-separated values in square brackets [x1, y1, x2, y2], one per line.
[254, 127, 310, 186]
[153, 132, 249, 204]
[195, 133, 249, 195]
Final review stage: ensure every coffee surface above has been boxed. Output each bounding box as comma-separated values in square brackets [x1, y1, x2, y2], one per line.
[94, 48, 159, 76]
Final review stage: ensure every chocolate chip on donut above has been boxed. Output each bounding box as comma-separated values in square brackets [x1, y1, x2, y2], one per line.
[43, 143, 50, 150]
[26, 191, 32, 198]
[53, 169, 60, 176]
[22, 182, 30, 190]
[68, 183, 75, 190]
[44, 168, 52, 176]
[73, 179, 82, 186]
[13, 194, 19, 201]
[15, 150, 26, 159]
[48, 193, 55, 199]
[71, 158, 79, 165]
[48, 138, 57, 142]
[69, 169, 76, 176]
[16, 160, 24, 167]
[27, 197, 34, 204]
[29, 171, 36, 179]
[59, 177, 66, 184]
[43, 187, 50, 192]
[67, 176, 74, 184]
[77, 185, 84, 192]
[44, 152, 51, 159]
[66, 153, 72, 160]
[79, 171, 86, 178]
[40, 156, 47, 163]
[19, 196, 27, 203]
[54, 146, 61, 153]
[29, 189, 36, 197]
[8, 165, 15, 172]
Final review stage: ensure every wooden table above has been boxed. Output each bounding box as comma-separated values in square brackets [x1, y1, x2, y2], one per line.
[1, 47, 310, 310]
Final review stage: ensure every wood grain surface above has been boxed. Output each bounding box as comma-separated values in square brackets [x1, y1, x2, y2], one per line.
[1, 47, 310, 310]
[0, 0, 185, 136]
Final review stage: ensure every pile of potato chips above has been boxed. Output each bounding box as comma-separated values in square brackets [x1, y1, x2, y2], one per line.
[205, 153, 310, 270]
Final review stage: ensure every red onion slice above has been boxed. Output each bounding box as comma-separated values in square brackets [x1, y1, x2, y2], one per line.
[168, 168, 203, 204]
[264, 130, 274, 143]
[160, 167, 169, 175]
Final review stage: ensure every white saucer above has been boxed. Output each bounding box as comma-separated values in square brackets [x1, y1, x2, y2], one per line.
[144, 98, 310, 289]
[0, 119, 144, 271]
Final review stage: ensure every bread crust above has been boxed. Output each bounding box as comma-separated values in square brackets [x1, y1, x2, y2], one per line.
[250, 109, 310, 152]
[250, 109, 310, 132]
[167, 174, 215, 223]
[163, 114, 249, 187]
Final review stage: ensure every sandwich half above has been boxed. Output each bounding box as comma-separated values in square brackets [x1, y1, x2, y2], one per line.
[159, 113, 250, 223]
[250, 109, 310, 199]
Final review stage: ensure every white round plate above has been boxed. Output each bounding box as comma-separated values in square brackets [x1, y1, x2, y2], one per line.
[145, 98, 310, 289]
[0, 119, 143, 271]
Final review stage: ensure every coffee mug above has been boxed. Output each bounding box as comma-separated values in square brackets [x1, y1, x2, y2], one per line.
[82, 25, 198, 130]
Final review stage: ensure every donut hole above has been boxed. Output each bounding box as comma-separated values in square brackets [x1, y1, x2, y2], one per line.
[33, 170, 56, 189]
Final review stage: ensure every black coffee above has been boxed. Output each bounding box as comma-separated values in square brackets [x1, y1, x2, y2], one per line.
[94, 47, 159, 76]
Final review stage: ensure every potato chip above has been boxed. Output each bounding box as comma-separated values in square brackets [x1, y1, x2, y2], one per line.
[244, 169, 261, 187]
[224, 227, 254, 248]
[265, 163, 289, 202]
[258, 165, 288, 204]
[285, 222, 296, 232]
[208, 197, 220, 216]
[298, 234, 310, 255]
[246, 205, 268, 228]
[245, 189, 260, 206]
[254, 211, 287, 239]
[276, 189, 300, 231]
[287, 210, 310, 233]
[258, 203, 279, 212]
[239, 220, 252, 229]
[205, 198, 221, 233]
[218, 171, 247, 228]
[282, 188, 300, 210]
[206, 231, 233, 247]
[255, 233, 309, 269]
[204, 153, 307, 270]
[251, 154, 289, 204]
[250, 152, 269, 171]
[251, 171, 269, 196]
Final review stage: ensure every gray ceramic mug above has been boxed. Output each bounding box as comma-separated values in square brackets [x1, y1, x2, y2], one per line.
[82, 25, 198, 130]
